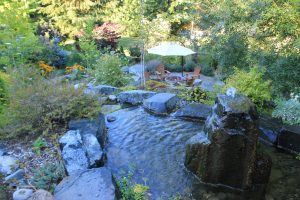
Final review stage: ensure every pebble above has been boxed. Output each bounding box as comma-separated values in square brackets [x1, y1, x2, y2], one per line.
[13, 189, 33, 200]
[107, 116, 116, 122]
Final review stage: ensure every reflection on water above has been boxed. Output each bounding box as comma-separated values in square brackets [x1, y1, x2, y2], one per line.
[106, 107, 300, 200]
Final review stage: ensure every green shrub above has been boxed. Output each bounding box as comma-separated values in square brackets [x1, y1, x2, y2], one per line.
[87, 54, 132, 87]
[145, 80, 167, 91]
[223, 66, 272, 107]
[165, 64, 182, 72]
[0, 68, 101, 139]
[31, 161, 65, 193]
[201, 64, 214, 76]
[183, 61, 197, 72]
[179, 87, 209, 104]
[145, 60, 163, 73]
[272, 96, 300, 125]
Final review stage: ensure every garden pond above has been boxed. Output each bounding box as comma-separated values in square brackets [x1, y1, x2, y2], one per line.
[106, 107, 300, 200]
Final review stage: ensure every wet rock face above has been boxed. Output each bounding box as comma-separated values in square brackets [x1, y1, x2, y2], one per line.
[143, 93, 180, 115]
[185, 94, 271, 190]
[278, 125, 300, 153]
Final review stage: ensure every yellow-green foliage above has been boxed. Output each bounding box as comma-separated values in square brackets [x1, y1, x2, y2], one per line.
[0, 72, 10, 113]
[145, 80, 167, 91]
[223, 66, 272, 106]
[0, 68, 100, 139]
[87, 54, 132, 87]
[179, 87, 209, 104]
[121, 85, 138, 91]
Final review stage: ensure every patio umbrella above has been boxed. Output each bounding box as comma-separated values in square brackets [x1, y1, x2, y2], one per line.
[147, 42, 196, 76]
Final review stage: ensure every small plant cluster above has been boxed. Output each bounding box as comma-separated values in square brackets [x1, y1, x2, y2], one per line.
[272, 94, 300, 125]
[179, 87, 208, 104]
[65, 64, 85, 80]
[117, 169, 149, 200]
[33, 137, 47, 155]
[31, 161, 65, 193]
[296, 153, 300, 161]
[145, 80, 167, 91]
[65, 64, 85, 73]
[38, 61, 54, 76]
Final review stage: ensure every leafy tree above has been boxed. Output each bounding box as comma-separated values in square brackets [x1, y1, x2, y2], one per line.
[0, 0, 43, 69]
[38, 0, 106, 40]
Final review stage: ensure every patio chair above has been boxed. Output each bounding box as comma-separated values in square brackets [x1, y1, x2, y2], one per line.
[185, 67, 201, 86]
[155, 64, 171, 81]
[144, 71, 150, 81]
[192, 67, 201, 79]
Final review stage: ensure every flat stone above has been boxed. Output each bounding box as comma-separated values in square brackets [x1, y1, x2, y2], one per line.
[54, 168, 116, 200]
[0, 156, 18, 175]
[278, 125, 300, 153]
[85, 84, 120, 95]
[143, 93, 180, 114]
[108, 95, 117, 101]
[117, 90, 156, 105]
[101, 104, 122, 115]
[4, 169, 25, 184]
[28, 189, 55, 200]
[174, 103, 211, 120]
[13, 189, 33, 200]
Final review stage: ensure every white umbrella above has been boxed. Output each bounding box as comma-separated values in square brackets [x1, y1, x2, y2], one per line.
[148, 42, 195, 56]
[147, 42, 196, 76]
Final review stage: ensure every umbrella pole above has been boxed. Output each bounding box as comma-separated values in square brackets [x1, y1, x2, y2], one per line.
[181, 56, 184, 77]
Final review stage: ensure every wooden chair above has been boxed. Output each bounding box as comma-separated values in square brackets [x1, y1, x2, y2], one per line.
[192, 67, 201, 79]
[155, 64, 171, 81]
[185, 67, 201, 86]
[144, 71, 150, 81]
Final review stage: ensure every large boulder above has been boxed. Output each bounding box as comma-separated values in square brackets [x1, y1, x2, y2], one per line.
[59, 130, 89, 176]
[185, 94, 272, 191]
[174, 103, 211, 120]
[54, 168, 116, 200]
[60, 114, 107, 175]
[85, 84, 120, 95]
[0, 156, 18, 175]
[277, 125, 300, 153]
[143, 93, 180, 115]
[117, 90, 156, 105]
